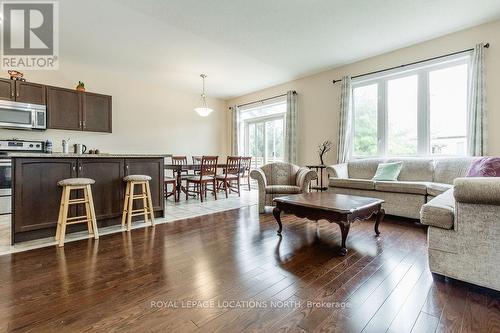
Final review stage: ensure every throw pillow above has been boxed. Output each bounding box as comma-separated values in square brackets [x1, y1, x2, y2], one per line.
[466, 157, 500, 177]
[372, 162, 403, 181]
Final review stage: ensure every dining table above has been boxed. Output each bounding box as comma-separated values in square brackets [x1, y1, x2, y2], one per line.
[164, 164, 242, 197]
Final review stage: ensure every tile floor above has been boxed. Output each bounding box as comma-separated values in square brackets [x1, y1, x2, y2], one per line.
[0, 188, 258, 256]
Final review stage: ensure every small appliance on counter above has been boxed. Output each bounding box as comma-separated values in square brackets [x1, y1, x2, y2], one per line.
[0, 139, 45, 215]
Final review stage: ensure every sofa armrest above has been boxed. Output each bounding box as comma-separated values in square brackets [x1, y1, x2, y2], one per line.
[250, 168, 267, 188]
[454, 177, 500, 205]
[326, 163, 348, 179]
[296, 167, 317, 192]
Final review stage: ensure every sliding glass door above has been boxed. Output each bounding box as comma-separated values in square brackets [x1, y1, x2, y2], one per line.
[245, 116, 284, 168]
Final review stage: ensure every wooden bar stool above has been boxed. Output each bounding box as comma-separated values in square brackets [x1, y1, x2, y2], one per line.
[55, 178, 98, 247]
[122, 175, 155, 231]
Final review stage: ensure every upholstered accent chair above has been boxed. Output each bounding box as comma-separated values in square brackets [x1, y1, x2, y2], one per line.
[250, 162, 317, 213]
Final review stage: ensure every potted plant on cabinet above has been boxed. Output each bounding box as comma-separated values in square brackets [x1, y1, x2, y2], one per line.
[76, 81, 85, 92]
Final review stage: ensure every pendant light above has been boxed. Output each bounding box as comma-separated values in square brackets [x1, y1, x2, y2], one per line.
[194, 74, 213, 117]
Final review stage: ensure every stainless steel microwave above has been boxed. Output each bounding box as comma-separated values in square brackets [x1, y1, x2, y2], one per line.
[0, 100, 46, 130]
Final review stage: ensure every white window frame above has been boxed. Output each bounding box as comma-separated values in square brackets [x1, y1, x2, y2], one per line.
[239, 97, 287, 167]
[244, 114, 286, 166]
[351, 53, 471, 159]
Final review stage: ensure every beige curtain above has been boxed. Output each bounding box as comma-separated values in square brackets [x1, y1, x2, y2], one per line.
[230, 106, 240, 156]
[467, 43, 487, 156]
[285, 91, 298, 164]
[337, 76, 352, 163]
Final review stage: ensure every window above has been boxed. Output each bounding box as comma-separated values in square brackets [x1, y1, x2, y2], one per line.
[239, 98, 286, 168]
[352, 55, 470, 158]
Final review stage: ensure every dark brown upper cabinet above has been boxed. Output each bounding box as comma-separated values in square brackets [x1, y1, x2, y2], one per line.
[46, 86, 112, 133]
[46, 86, 82, 131]
[0, 78, 15, 101]
[15, 81, 46, 104]
[82, 92, 112, 133]
[0, 79, 45, 104]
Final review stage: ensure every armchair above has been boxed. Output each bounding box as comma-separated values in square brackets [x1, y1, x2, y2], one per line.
[250, 162, 317, 213]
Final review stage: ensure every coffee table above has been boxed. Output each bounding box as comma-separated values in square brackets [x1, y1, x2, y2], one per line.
[273, 192, 385, 256]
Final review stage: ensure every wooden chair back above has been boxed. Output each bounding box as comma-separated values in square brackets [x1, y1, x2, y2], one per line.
[240, 157, 252, 175]
[225, 156, 241, 175]
[200, 156, 218, 177]
[172, 156, 187, 165]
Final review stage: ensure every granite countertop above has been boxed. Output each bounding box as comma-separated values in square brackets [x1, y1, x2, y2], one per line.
[6, 152, 170, 158]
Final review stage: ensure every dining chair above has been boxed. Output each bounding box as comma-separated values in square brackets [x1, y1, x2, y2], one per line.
[171, 156, 188, 175]
[240, 156, 252, 190]
[216, 156, 241, 198]
[192, 156, 202, 175]
[185, 156, 218, 202]
[164, 177, 178, 202]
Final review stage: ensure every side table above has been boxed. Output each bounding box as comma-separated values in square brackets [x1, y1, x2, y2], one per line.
[306, 165, 328, 192]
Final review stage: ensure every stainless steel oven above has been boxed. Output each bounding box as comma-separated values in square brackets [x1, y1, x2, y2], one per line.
[0, 139, 45, 215]
[0, 158, 11, 215]
[0, 100, 46, 130]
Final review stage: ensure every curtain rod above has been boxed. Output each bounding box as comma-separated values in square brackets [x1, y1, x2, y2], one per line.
[332, 42, 490, 84]
[232, 91, 296, 109]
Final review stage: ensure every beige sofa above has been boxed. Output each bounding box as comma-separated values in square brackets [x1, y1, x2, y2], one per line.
[421, 178, 500, 291]
[327, 157, 500, 291]
[250, 162, 317, 213]
[326, 157, 477, 219]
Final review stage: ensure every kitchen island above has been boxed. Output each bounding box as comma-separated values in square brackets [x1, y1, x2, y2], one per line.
[9, 154, 166, 244]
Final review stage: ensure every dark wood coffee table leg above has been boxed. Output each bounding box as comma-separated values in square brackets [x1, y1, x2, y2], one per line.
[374, 207, 385, 236]
[273, 207, 282, 235]
[339, 222, 350, 256]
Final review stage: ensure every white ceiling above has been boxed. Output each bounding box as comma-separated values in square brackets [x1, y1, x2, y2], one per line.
[60, 0, 500, 99]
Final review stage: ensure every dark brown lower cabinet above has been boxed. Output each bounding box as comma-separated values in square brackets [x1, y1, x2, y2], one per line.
[12, 157, 164, 244]
[13, 158, 77, 243]
[77, 158, 125, 220]
[125, 158, 164, 210]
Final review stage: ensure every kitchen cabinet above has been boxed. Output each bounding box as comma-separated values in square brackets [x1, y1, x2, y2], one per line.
[46, 86, 82, 130]
[125, 158, 164, 211]
[0, 79, 45, 104]
[0, 78, 112, 132]
[82, 92, 112, 133]
[0, 78, 14, 101]
[46, 86, 112, 133]
[77, 158, 124, 220]
[12, 156, 164, 243]
[15, 81, 46, 104]
[13, 158, 77, 237]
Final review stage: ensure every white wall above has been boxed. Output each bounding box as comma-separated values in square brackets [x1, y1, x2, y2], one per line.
[0, 62, 227, 156]
[226, 19, 500, 166]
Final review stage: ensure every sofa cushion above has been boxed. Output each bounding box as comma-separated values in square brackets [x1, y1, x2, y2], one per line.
[265, 185, 301, 194]
[329, 178, 375, 190]
[420, 189, 455, 229]
[347, 158, 385, 179]
[374, 181, 428, 195]
[427, 182, 453, 197]
[372, 162, 403, 181]
[466, 157, 500, 177]
[386, 158, 434, 182]
[434, 157, 477, 184]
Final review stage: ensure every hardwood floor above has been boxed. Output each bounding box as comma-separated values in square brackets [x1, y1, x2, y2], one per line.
[0, 206, 499, 332]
